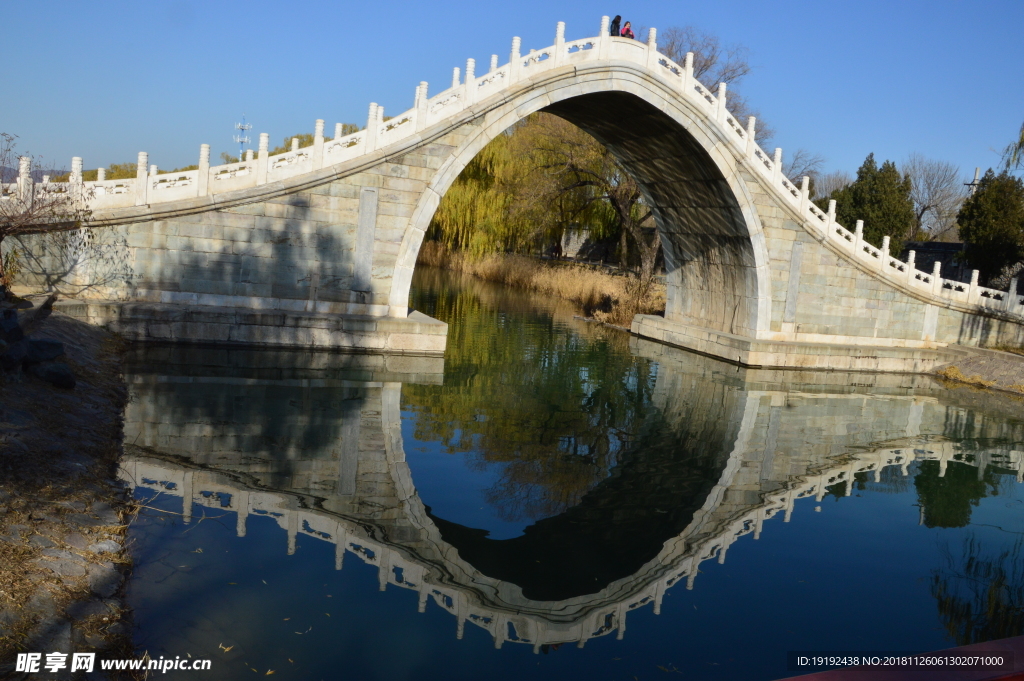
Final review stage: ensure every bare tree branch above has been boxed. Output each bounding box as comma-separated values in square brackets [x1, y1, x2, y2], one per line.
[901, 153, 969, 242]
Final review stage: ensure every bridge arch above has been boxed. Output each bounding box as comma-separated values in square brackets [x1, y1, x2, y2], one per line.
[390, 64, 773, 338]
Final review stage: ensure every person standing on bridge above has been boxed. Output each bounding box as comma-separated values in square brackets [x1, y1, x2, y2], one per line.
[620, 21, 635, 39]
[609, 15, 621, 36]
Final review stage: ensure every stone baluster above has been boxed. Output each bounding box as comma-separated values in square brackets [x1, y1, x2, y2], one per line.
[451, 66, 460, 90]
[745, 116, 756, 156]
[364, 103, 379, 152]
[181, 470, 193, 524]
[798, 175, 809, 215]
[149, 164, 158, 177]
[135, 152, 148, 205]
[70, 157, 83, 184]
[510, 36, 522, 81]
[854, 220, 864, 256]
[598, 16, 610, 59]
[290, 138, 299, 152]
[17, 156, 33, 208]
[772, 147, 782, 184]
[716, 82, 727, 123]
[554, 21, 565, 65]
[826, 199, 836, 235]
[313, 118, 325, 169]
[1006, 277, 1019, 312]
[415, 82, 429, 131]
[334, 523, 347, 570]
[906, 249, 916, 284]
[42, 175, 49, 184]
[464, 58, 476, 104]
[96, 168, 106, 182]
[198, 144, 210, 197]
[616, 603, 627, 640]
[932, 260, 943, 295]
[968, 269, 980, 304]
[879, 236, 890, 273]
[646, 27, 657, 69]
[682, 51, 694, 95]
[334, 122, 343, 140]
[489, 54, 498, 72]
[256, 133, 269, 184]
[286, 510, 297, 556]
[245, 149, 254, 162]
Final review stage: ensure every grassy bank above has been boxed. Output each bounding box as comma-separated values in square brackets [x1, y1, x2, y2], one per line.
[417, 241, 665, 326]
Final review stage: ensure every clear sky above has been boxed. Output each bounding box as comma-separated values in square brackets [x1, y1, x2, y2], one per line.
[4, 0, 1022, 181]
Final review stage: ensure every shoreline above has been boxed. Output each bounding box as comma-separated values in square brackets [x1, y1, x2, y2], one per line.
[0, 307, 136, 678]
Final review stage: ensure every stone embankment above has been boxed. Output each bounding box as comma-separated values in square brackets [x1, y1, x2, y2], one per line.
[934, 347, 1024, 395]
[0, 300, 134, 679]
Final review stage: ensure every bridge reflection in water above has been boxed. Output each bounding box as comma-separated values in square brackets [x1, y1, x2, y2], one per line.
[118, 339, 1024, 653]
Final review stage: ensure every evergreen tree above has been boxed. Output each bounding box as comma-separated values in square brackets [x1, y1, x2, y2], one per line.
[818, 153, 916, 253]
[958, 169, 1024, 282]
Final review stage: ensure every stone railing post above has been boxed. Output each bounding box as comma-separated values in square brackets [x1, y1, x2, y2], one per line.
[198, 144, 210, 196]
[451, 67, 460, 90]
[489, 54, 498, 72]
[245, 149, 254, 162]
[772, 148, 782, 184]
[149, 164, 158, 176]
[364, 103, 379, 152]
[554, 21, 565, 65]
[313, 119, 325, 168]
[256, 133, 269, 184]
[464, 59, 476, 104]
[879, 236, 890, 273]
[854, 219, 864, 255]
[745, 116, 756, 156]
[932, 261, 943, 295]
[510, 37, 522, 81]
[799, 175, 809, 214]
[70, 157, 83, 184]
[826, 199, 836, 235]
[905, 249, 916, 284]
[334, 122, 343, 140]
[598, 16, 610, 59]
[135, 152, 148, 205]
[96, 168, 106, 182]
[646, 27, 657, 69]
[290, 138, 299, 152]
[968, 269, 980, 304]
[17, 156, 33, 209]
[682, 52, 694, 95]
[1006, 277, 1019, 312]
[716, 82, 727, 123]
[415, 82, 429, 131]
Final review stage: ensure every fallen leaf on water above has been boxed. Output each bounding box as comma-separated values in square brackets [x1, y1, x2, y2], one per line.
[218, 643, 234, 653]
[193, 548, 203, 553]
[288, 659, 294, 664]
[228, 582, 237, 585]
[262, 580, 267, 584]
[283, 618, 290, 621]
[265, 671, 275, 675]
[325, 613, 330, 617]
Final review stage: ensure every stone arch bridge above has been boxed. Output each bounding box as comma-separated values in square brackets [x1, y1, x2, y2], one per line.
[7, 17, 1024, 370]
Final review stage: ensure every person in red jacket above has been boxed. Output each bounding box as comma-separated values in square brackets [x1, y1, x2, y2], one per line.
[620, 21, 635, 39]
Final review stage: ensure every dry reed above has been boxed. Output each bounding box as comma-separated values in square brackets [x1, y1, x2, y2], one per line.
[418, 241, 665, 326]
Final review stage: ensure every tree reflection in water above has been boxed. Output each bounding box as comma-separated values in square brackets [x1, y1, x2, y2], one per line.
[932, 535, 1024, 645]
[404, 267, 659, 523]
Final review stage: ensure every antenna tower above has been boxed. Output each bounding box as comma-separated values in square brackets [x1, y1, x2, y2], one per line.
[234, 115, 252, 160]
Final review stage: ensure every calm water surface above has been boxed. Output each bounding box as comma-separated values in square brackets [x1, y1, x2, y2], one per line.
[122, 267, 1024, 680]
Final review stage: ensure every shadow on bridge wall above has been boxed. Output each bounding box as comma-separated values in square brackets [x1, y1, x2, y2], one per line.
[119, 339, 1024, 650]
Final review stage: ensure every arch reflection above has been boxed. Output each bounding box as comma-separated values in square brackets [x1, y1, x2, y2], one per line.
[120, 342, 1024, 651]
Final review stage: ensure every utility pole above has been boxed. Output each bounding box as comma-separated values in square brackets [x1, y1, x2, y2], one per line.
[234, 115, 252, 161]
[965, 167, 981, 195]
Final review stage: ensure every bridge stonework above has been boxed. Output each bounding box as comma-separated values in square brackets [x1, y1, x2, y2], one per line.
[8, 18, 1024, 370]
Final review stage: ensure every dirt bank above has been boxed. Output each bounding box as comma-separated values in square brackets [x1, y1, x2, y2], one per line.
[0, 306, 135, 679]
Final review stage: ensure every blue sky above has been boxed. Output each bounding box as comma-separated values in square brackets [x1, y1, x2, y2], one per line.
[4, 0, 1022, 180]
